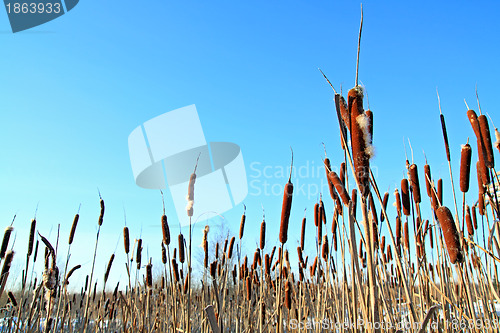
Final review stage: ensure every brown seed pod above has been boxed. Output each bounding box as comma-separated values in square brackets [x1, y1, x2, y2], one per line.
[68, 214, 78, 245]
[478, 115, 494, 168]
[98, 198, 105, 226]
[264, 254, 270, 275]
[0, 227, 13, 260]
[369, 192, 378, 225]
[317, 222, 323, 245]
[380, 236, 386, 254]
[478, 192, 485, 216]
[436, 206, 464, 264]
[440, 113, 451, 162]
[340, 162, 347, 186]
[320, 199, 327, 225]
[284, 280, 292, 310]
[215, 242, 219, 260]
[161, 215, 170, 246]
[300, 217, 306, 250]
[465, 205, 474, 237]
[136, 239, 142, 269]
[409, 164, 421, 204]
[104, 254, 115, 283]
[338, 94, 350, 134]
[321, 236, 328, 261]
[424, 164, 432, 198]
[349, 87, 371, 197]
[123, 227, 130, 254]
[460, 144, 472, 193]
[394, 188, 402, 217]
[396, 215, 401, 248]
[280, 181, 293, 244]
[183, 273, 189, 294]
[210, 261, 217, 279]
[328, 171, 350, 205]
[471, 205, 478, 230]
[64, 264, 81, 285]
[437, 179, 443, 206]
[495, 128, 500, 153]
[7, 291, 17, 307]
[239, 209, 246, 240]
[178, 234, 185, 264]
[246, 276, 252, 301]
[28, 219, 36, 256]
[401, 179, 411, 216]
[162, 242, 167, 265]
[228, 236, 235, 259]
[380, 192, 389, 222]
[324, 158, 339, 201]
[146, 263, 153, 288]
[404, 221, 409, 250]
[359, 239, 364, 259]
[351, 189, 357, 217]
[314, 202, 320, 227]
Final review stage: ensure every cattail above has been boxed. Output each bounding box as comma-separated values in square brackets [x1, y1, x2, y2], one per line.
[436, 206, 463, 264]
[324, 158, 339, 201]
[279, 180, 293, 244]
[98, 198, 105, 226]
[284, 280, 292, 309]
[329, 171, 350, 205]
[495, 128, 500, 153]
[104, 254, 115, 283]
[478, 115, 494, 168]
[424, 164, 432, 197]
[349, 87, 371, 197]
[300, 217, 306, 249]
[210, 261, 217, 278]
[146, 263, 153, 288]
[186, 172, 196, 217]
[123, 227, 130, 254]
[162, 242, 167, 265]
[0, 251, 14, 286]
[8, 291, 17, 307]
[162, 215, 170, 245]
[321, 236, 328, 261]
[404, 221, 409, 250]
[460, 144, 472, 193]
[437, 179, 443, 206]
[136, 239, 142, 269]
[314, 203, 320, 227]
[380, 236, 386, 254]
[297, 246, 304, 266]
[472, 205, 478, 230]
[338, 94, 350, 134]
[340, 162, 346, 186]
[178, 234, 185, 263]
[64, 264, 81, 285]
[394, 188, 401, 217]
[380, 192, 389, 222]
[228, 236, 235, 259]
[320, 199, 326, 225]
[260, 220, 266, 250]
[28, 219, 36, 256]
[465, 205, 474, 237]
[239, 209, 246, 239]
[395, 216, 401, 247]
[409, 164, 421, 204]
[401, 179, 410, 216]
[478, 191, 485, 216]
[317, 221, 323, 245]
[440, 113, 451, 162]
[0, 227, 13, 259]
[183, 272, 189, 294]
[468, 110, 489, 182]
[369, 192, 378, 225]
[215, 242, 219, 260]
[359, 239, 364, 259]
[246, 276, 252, 301]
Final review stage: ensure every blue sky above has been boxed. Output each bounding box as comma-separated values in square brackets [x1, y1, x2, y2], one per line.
[1, 1, 499, 290]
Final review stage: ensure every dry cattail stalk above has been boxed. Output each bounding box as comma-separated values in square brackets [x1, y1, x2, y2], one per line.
[28, 219, 36, 256]
[401, 179, 410, 216]
[98, 198, 105, 226]
[0, 227, 13, 259]
[260, 220, 266, 250]
[478, 115, 494, 168]
[123, 227, 130, 254]
[424, 164, 432, 198]
[178, 234, 185, 264]
[380, 192, 389, 222]
[239, 208, 246, 239]
[369, 192, 378, 224]
[328, 171, 350, 205]
[162, 215, 170, 245]
[465, 205, 474, 236]
[104, 254, 115, 283]
[146, 263, 153, 288]
[409, 164, 421, 203]
[460, 143, 472, 193]
[349, 87, 371, 197]
[279, 153, 294, 244]
[186, 172, 196, 217]
[436, 206, 464, 264]
[300, 217, 306, 250]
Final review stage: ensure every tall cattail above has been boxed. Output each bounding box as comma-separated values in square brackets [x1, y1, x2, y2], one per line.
[340, 162, 346, 186]
[162, 215, 170, 245]
[183, 272, 189, 294]
[320, 199, 326, 225]
[69, 214, 78, 245]
[64, 264, 81, 285]
[437, 179, 443, 206]
[380, 236, 386, 254]
[468, 110, 489, 182]
[394, 188, 401, 217]
[98, 198, 105, 226]
[186, 172, 196, 217]
[146, 263, 153, 288]
[228, 236, 235, 259]
[314, 203, 320, 227]
[465, 205, 474, 237]
[321, 236, 328, 261]
[25, 219, 36, 258]
[424, 164, 432, 197]
[440, 113, 451, 162]
[436, 206, 463, 264]
[478, 115, 494, 168]
[104, 254, 115, 283]
[317, 222, 322, 246]
[409, 164, 421, 204]
[172, 259, 180, 282]
[178, 234, 185, 264]
[0, 227, 13, 259]
[239, 208, 246, 239]
[369, 192, 378, 225]
[8, 291, 17, 307]
[395, 216, 401, 247]
[380, 192, 389, 222]
[246, 276, 252, 301]
[401, 179, 410, 216]
[162, 242, 167, 265]
[351, 189, 358, 217]
[349, 87, 371, 197]
[260, 220, 266, 250]
[284, 280, 292, 310]
[123, 227, 130, 254]
[279, 162, 294, 244]
[460, 143, 472, 193]
[328, 171, 350, 205]
[300, 217, 306, 250]
[136, 239, 142, 269]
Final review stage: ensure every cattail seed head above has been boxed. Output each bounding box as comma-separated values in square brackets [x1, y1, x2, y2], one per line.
[300, 217, 306, 250]
[424, 164, 432, 198]
[436, 206, 463, 264]
[495, 128, 500, 153]
[98, 198, 105, 226]
[324, 158, 339, 201]
[395, 215, 401, 248]
[380, 192, 389, 222]
[279, 181, 293, 244]
[260, 220, 266, 250]
[104, 254, 115, 283]
[404, 221, 409, 250]
[478, 115, 494, 168]
[328, 171, 350, 205]
[1, 251, 14, 279]
[228, 236, 235, 259]
[0, 227, 13, 259]
[340, 162, 346, 186]
[161, 242, 167, 264]
[409, 164, 421, 204]
[314, 203, 319, 227]
[28, 219, 36, 256]
[321, 236, 328, 261]
[284, 280, 292, 309]
[437, 179, 443, 206]
[68, 214, 78, 245]
[146, 263, 153, 288]
[246, 276, 252, 301]
[472, 205, 478, 230]
[162, 215, 170, 246]
[465, 205, 474, 237]
[136, 239, 142, 269]
[123, 227, 130, 254]
[440, 113, 451, 162]
[401, 179, 411, 216]
[460, 144, 472, 193]
[186, 173, 196, 216]
[369, 192, 378, 225]
[178, 234, 185, 263]
[239, 211, 246, 239]
[8, 291, 17, 307]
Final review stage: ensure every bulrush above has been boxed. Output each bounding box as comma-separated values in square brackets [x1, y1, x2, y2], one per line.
[324, 158, 339, 201]
[28, 219, 36, 255]
[239, 206, 246, 240]
[349, 86, 372, 197]
[396, 216, 401, 248]
[300, 217, 306, 250]
[178, 234, 185, 264]
[228, 236, 235, 259]
[460, 143, 472, 193]
[380, 192, 389, 222]
[495, 128, 500, 153]
[468, 110, 490, 184]
[162, 214, 170, 246]
[424, 163, 432, 198]
[478, 115, 494, 168]
[0, 227, 13, 259]
[340, 162, 347, 186]
[314, 203, 320, 227]
[436, 206, 463, 264]
[69, 214, 78, 245]
[279, 151, 294, 244]
[321, 235, 328, 261]
[465, 205, 474, 237]
[123, 227, 129, 254]
[394, 188, 402, 217]
[437, 179, 443, 206]
[328, 171, 350, 205]
[284, 280, 292, 310]
[404, 221, 409, 251]
[409, 164, 421, 204]
[186, 172, 196, 217]
[401, 179, 411, 216]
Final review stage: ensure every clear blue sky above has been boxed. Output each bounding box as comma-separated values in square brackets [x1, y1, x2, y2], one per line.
[1, 1, 499, 290]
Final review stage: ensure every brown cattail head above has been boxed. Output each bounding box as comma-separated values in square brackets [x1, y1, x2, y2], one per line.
[394, 188, 401, 217]
[162, 215, 170, 246]
[284, 280, 292, 309]
[339, 94, 350, 134]
[186, 173, 196, 216]
[28, 219, 36, 256]
[300, 217, 306, 250]
[279, 181, 293, 244]
[104, 254, 115, 283]
[478, 190, 485, 216]
[436, 206, 463, 264]
[395, 215, 401, 247]
[380, 192, 389, 222]
[260, 220, 266, 250]
[404, 221, 409, 250]
[146, 263, 153, 288]
[401, 179, 411, 216]
[239, 209, 246, 239]
[321, 235, 328, 261]
[172, 259, 179, 282]
[329, 171, 350, 205]
[98, 198, 105, 226]
[409, 164, 421, 204]
[437, 179, 443, 206]
[440, 114, 451, 162]
[380, 236, 386, 254]
[460, 144, 472, 193]
[1, 251, 14, 280]
[320, 199, 326, 225]
[472, 205, 478, 230]
[424, 164, 432, 198]
[314, 203, 319, 227]
[340, 162, 346, 186]
[478, 115, 494, 168]
[334, 94, 349, 150]
[136, 239, 142, 269]
[369, 192, 378, 225]
[178, 234, 185, 263]
[123, 227, 130, 254]
[228, 236, 235, 259]
[0, 227, 13, 259]
[495, 128, 500, 153]
[317, 220, 323, 245]
[8, 291, 17, 307]
[465, 205, 474, 237]
[324, 158, 339, 201]
[162, 242, 167, 264]
[68, 214, 78, 245]
[246, 276, 252, 301]
[210, 261, 217, 279]
[349, 87, 371, 197]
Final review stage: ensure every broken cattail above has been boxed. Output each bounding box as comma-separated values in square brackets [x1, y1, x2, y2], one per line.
[478, 115, 494, 168]
[328, 171, 350, 205]
[178, 234, 185, 263]
[300, 217, 306, 250]
[436, 206, 463, 264]
[28, 219, 36, 256]
[162, 214, 170, 246]
[424, 164, 432, 198]
[380, 192, 389, 222]
[409, 164, 421, 204]
[0, 227, 13, 259]
[123, 227, 130, 254]
[104, 254, 115, 283]
[460, 143, 472, 193]
[401, 179, 411, 216]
